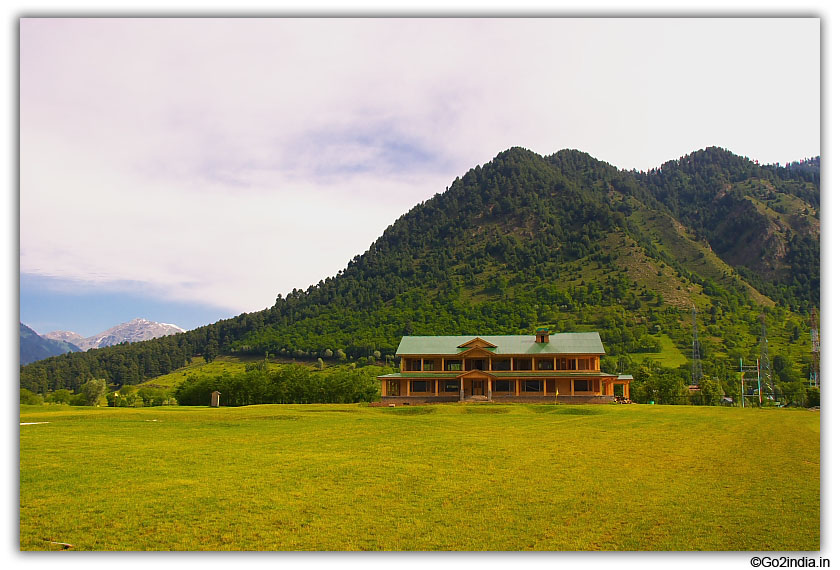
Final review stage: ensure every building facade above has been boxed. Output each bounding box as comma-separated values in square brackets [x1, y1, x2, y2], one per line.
[377, 330, 631, 404]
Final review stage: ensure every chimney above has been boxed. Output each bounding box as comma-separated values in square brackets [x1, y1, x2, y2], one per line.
[536, 327, 550, 343]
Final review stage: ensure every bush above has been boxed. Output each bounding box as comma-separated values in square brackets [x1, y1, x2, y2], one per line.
[45, 389, 73, 404]
[805, 387, 820, 408]
[20, 388, 43, 405]
[137, 386, 169, 406]
[69, 393, 87, 406]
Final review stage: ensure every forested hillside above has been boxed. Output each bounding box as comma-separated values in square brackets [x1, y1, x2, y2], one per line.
[20, 146, 819, 402]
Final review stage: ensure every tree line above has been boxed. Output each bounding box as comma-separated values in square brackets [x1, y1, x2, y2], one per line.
[173, 362, 381, 406]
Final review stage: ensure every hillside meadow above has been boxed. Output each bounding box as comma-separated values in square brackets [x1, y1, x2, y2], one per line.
[20, 402, 819, 551]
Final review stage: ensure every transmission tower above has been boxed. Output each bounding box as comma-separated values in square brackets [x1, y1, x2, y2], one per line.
[691, 304, 703, 385]
[759, 313, 774, 400]
[740, 357, 761, 407]
[810, 308, 820, 388]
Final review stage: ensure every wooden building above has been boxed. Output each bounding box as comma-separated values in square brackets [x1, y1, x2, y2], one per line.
[378, 330, 631, 404]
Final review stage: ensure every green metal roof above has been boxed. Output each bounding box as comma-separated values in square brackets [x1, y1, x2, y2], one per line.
[395, 333, 605, 356]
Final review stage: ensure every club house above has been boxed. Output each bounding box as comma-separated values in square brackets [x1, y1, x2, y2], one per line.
[378, 329, 631, 404]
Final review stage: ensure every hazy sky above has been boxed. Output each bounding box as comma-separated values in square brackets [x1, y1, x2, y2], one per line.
[19, 18, 820, 335]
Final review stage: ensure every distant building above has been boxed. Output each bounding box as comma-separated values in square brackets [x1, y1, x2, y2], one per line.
[377, 330, 631, 404]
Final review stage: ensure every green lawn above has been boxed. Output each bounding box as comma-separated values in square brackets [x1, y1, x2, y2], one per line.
[20, 403, 819, 551]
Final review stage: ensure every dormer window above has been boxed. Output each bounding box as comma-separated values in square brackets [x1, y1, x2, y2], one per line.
[536, 327, 550, 343]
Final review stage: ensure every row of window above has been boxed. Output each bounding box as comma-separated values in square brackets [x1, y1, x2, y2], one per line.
[404, 357, 597, 372]
[408, 379, 596, 393]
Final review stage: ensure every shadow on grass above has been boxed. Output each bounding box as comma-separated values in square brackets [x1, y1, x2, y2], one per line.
[299, 408, 361, 413]
[382, 406, 436, 415]
[530, 405, 605, 415]
[465, 406, 511, 414]
[553, 407, 605, 415]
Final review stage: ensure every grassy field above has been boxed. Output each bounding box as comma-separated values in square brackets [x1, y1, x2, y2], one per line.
[628, 334, 689, 368]
[20, 402, 819, 551]
[137, 356, 299, 389]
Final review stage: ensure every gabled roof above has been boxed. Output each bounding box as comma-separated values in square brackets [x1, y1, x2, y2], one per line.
[395, 333, 605, 356]
[457, 346, 496, 358]
[457, 337, 498, 349]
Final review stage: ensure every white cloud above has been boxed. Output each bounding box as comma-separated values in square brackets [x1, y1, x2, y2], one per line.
[20, 18, 820, 313]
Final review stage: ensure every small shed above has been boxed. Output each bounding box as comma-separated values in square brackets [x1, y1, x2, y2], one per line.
[210, 391, 221, 408]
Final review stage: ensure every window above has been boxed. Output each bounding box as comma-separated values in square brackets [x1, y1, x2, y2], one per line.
[523, 380, 543, 392]
[491, 359, 511, 371]
[578, 358, 593, 370]
[515, 358, 532, 371]
[405, 358, 421, 371]
[467, 359, 485, 371]
[537, 358, 554, 370]
[443, 381, 459, 393]
[493, 380, 514, 392]
[445, 359, 462, 371]
[574, 379, 590, 392]
[411, 381, 431, 393]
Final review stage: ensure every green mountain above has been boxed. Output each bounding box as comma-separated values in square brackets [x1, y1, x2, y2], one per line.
[20, 323, 81, 365]
[20, 146, 819, 400]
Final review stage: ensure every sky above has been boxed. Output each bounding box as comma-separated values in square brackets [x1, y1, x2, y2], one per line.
[18, 17, 820, 337]
[4, 2, 835, 570]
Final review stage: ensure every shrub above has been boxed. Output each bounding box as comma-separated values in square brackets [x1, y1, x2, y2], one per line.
[805, 387, 820, 408]
[45, 389, 73, 404]
[20, 389, 43, 405]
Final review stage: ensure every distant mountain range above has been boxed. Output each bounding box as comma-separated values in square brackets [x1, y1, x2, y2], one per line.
[19, 323, 81, 365]
[20, 318, 185, 365]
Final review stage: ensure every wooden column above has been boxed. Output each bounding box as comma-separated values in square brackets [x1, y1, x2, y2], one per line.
[381, 379, 387, 397]
[488, 379, 492, 401]
[543, 379, 547, 396]
[531, 357, 535, 371]
[459, 377, 464, 401]
[421, 358, 425, 372]
[435, 379, 439, 396]
[510, 357, 514, 371]
[570, 379, 575, 396]
[407, 379, 411, 396]
[515, 379, 520, 396]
